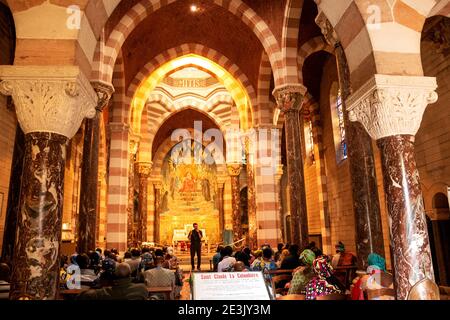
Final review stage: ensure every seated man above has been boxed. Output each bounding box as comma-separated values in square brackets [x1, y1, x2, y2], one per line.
[212, 245, 224, 271]
[76, 254, 99, 289]
[144, 256, 175, 300]
[125, 249, 141, 276]
[217, 246, 236, 272]
[0, 263, 11, 300]
[78, 263, 148, 300]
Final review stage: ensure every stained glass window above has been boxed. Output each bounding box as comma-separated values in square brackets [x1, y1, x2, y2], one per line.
[336, 90, 347, 160]
[304, 119, 315, 164]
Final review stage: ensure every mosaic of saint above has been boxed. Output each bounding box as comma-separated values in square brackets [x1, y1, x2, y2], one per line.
[159, 140, 220, 244]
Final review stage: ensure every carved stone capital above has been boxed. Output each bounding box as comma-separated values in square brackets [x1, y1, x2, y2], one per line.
[91, 80, 114, 112]
[227, 164, 242, 177]
[273, 84, 307, 114]
[346, 75, 438, 140]
[315, 10, 339, 47]
[135, 162, 152, 177]
[0, 66, 97, 139]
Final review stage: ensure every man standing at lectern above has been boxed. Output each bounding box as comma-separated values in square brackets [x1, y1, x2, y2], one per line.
[188, 223, 203, 270]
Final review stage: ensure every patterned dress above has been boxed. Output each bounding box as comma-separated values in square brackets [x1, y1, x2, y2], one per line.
[305, 256, 342, 300]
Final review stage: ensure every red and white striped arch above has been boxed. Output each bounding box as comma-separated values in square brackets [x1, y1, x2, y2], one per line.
[124, 43, 257, 128]
[281, 0, 304, 85]
[92, 0, 284, 86]
[298, 36, 334, 82]
[315, 0, 441, 90]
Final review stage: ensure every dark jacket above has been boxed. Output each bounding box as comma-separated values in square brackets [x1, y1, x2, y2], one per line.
[77, 278, 148, 300]
[188, 229, 203, 244]
[280, 254, 301, 270]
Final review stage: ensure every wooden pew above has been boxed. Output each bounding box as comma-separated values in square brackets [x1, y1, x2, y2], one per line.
[148, 286, 173, 300]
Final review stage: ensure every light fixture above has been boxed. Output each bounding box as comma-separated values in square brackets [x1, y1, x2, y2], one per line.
[190, 4, 199, 13]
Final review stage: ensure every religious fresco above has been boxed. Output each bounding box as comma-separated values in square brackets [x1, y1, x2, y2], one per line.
[159, 141, 220, 245]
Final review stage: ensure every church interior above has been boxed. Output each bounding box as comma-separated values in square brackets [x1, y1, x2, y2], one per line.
[0, 0, 449, 301]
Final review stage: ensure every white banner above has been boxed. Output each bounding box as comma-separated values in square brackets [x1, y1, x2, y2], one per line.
[192, 272, 271, 300]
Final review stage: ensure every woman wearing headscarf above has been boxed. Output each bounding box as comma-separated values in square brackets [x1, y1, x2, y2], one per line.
[304, 256, 346, 300]
[351, 253, 394, 300]
[276, 249, 290, 269]
[287, 249, 316, 295]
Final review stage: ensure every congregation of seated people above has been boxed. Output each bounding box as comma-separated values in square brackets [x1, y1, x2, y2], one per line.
[0, 240, 395, 300]
[210, 241, 394, 300]
[56, 246, 183, 300]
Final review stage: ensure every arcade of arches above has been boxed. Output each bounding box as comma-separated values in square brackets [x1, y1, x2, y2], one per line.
[0, 0, 449, 300]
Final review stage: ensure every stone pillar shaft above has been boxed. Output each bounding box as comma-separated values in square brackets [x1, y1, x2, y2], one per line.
[336, 44, 385, 269]
[275, 166, 284, 243]
[315, 11, 385, 268]
[77, 114, 100, 254]
[135, 162, 151, 243]
[127, 137, 139, 246]
[10, 133, 68, 300]
[274, 85, 309, 248]
[228, 164, 242, 242]
[347, 74, 439, 299]
[0, 66, 97, 300]
[377, 135, 435, 299]
[245, 140, 257, 249]
[217, 183, 225, 241]
[154, 184, 161, 244]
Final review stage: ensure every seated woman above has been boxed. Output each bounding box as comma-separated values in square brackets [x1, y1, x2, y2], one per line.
[276, 249, 290, 269]
[287, 249, 316, 295]
[251, 248, 278, 282]
[351, 253, 394, 300]
[304, 256, 346, 300]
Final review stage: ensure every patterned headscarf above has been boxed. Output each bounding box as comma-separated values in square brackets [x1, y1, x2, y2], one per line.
[335, 241, 345, 253]
[300, 249, 316, 266]
[313, 256, 334, 280]
[367, 253, 386, 272]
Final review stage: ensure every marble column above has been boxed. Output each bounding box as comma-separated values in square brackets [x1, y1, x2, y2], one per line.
[275, 165, 284, 243]
[127, 136, 139, 247]
[77, 82, 114, 254]
[245, 139, 257, 249]
[347, 74, 439, 300]
[315, 11, 385, 269]
[0, 66, 97, 300]
[135, 162, 151, 243]
[154, 183, 162, 244]
[228, 164, 242, 242]
[217, 181, 225, 241]
[273, 85, 309, 248]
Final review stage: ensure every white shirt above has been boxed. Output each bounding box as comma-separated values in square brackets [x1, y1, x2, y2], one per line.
[217, 256, 236, 272]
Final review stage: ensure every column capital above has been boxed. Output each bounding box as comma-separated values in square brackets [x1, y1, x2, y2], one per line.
[347, 74, 438, 140]
[135, 161, 152, 177]
[227, 164, 242, 177]
[0, 66, 97, 139]
[272, 84, 307, 113]
[315, 10, 339, 47]
[91, 80, 114, 112]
